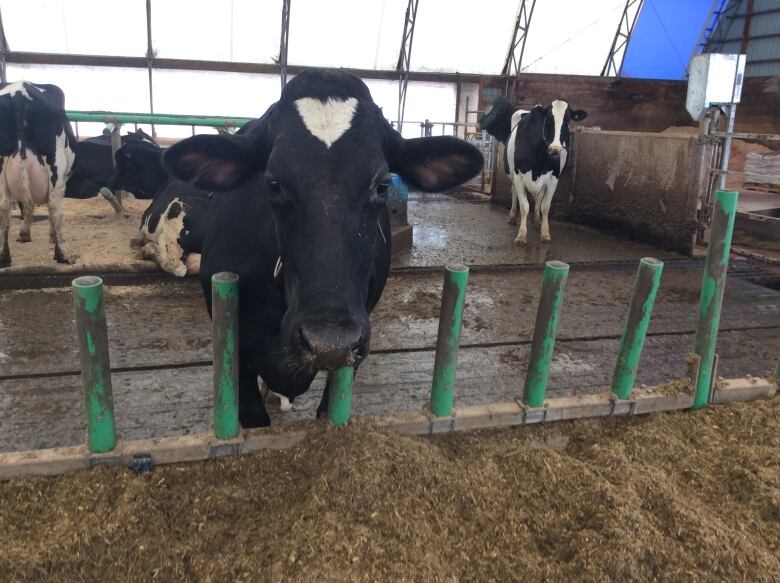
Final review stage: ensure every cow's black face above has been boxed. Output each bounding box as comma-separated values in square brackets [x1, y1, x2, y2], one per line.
[164, 70, 483, 371]
[109, 139, 167, 199]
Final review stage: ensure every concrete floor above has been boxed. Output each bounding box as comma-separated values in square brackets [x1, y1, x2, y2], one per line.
[2, 260, 778, 452]
[1, 192, 778, 451]
[392, 194, 681, 268]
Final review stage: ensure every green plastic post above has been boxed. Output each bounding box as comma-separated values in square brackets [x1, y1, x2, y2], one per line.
[430, 264, 470, 417]
[72, 276, 116, 453]
[610, 257, 664, 399]
[693, 190, 738, 410]
[67, 110, 250, 129]
[523, 261, 569, 408]
[212, 272, 240, 439]
[328, 367, 354, 427]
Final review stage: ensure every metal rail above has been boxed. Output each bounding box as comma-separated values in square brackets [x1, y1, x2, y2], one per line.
[66, 110, 251, 128]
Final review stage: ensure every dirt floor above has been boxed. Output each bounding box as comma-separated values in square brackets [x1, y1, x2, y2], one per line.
[3, 196, 149, 269]
[0, 398, 778, 581]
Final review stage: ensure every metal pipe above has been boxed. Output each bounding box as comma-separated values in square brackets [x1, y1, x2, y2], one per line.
[328, 367, 354, 427]
[693, 190, 738, 409]
[72, 276, 116, 453]
[610, 257, 664, 399]
[430, 263, 470, 417]
[523, 261, 569, 408]
[717, 105, 737, 191]
[211, 272, 240, 439]
[67, 111, 251, 128]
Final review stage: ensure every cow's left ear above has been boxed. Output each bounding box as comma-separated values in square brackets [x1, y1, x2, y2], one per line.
[570, 109, 588, 122]
[388, 134, 484, 193]
[164, 133, 266, 191]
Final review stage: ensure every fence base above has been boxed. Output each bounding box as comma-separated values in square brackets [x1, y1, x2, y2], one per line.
[1, 377, 776, 481]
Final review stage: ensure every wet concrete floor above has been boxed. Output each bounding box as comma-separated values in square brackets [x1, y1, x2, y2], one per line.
[1, 262, 778, 451]
[392, 194, 682, 267]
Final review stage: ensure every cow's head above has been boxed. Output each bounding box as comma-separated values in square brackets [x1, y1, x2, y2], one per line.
[537, 100, 588, 157]
[164, 69, 483, 370]
[109, 134, 167, 199]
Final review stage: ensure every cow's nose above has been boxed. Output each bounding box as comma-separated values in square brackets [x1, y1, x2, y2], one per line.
[299, 323, 364, 368]
[548, 144, 562, 154]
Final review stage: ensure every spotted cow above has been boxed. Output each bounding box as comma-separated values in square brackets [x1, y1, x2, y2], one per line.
[480, 96, 587, 243]
[0, 81, 77, 266]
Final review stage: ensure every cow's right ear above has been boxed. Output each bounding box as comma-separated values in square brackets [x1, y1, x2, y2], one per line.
[164, 133, 266, 191]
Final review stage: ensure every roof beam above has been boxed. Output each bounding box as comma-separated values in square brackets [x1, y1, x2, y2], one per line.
[279, 0, 291, 89]
[601, 0, 644, 77]
[0, 6, 8, 83]
[502, 0, 536, 96]
[396, 0, 420, 132]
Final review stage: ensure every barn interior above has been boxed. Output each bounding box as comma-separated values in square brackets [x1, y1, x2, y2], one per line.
[0, 0, 779, 453]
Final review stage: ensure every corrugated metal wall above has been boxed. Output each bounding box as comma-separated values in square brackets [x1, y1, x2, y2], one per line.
[705, 0, 780, 76]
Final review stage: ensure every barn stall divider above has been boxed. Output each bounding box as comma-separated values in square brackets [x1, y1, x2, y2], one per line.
[1, 193, 778, 479]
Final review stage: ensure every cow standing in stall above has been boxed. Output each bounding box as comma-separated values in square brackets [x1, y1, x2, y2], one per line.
[480, 96, 587, 244]
[163, 69, 484, 427]
[0, 81, 77, 266]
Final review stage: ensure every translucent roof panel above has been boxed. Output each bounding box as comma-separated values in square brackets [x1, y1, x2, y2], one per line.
[0, 0, 147, 56]
[410, 0, 518, 74]
[151, 0, 282, 63]
[6, 63, 151, 111]
[288, 0, 408, 70]
[519, 0, 640, 75]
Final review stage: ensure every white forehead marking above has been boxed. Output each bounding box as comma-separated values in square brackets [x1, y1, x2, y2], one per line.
[550, 99, 568, 146]
[294, 97, 358, 149]
[0, 81, 43, 100]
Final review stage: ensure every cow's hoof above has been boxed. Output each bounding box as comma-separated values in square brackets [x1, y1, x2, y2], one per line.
[541, 234, 551, 243]
[507, 216, 517, 225]
[54, 251, 77, 264]
[17, 233, 31, 243]
[0, 255, 10, 268]
[514, 237, 527, 246]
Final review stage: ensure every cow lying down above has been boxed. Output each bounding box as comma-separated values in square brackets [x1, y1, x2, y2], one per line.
[109, 133, 212, 277]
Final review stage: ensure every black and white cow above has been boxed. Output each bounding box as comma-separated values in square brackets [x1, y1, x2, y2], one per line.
[480, 96, 587, 244]
[163, 69, 483, 427]
[66, 129, 158, 199]
[0, 81, 77, 266]
[108, 133, 212, 277]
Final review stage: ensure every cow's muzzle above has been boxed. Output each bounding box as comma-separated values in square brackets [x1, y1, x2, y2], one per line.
[298, 321, 366, 369]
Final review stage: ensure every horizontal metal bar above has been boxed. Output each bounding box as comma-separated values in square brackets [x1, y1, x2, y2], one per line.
[3, 50, 486, 84]
[712, 131, 780, 141]
[67, 110, 250, 127]
[718, 32, 780, 42]
[710, 168, 780, 181]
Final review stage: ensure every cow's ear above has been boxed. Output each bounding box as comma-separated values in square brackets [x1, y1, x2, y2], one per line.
[164, 133, 265, 191]
[570, 109, 588, 122]
[388, 133, 484, 193]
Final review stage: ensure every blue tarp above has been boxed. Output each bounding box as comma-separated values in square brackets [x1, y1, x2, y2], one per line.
[622, 0, 715, 79]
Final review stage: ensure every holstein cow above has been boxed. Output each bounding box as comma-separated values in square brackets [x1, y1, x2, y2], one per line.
[108, 133, 212, 277]
[480, 96, 587, 244]
[66, 129, 159, 199]
[163, 69, 483, 427]
[0, 81, 77, 266]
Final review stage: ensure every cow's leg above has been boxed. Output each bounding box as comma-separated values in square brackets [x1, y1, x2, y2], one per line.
[0, 188, 11, 267]
[540, 181, 557, 242]
[515, 182, 530, 245]
[239, 360, 271, 427]
[48, 184, 75, 264]
[507, 183, 518, 225]
[17, 198, 33, 243]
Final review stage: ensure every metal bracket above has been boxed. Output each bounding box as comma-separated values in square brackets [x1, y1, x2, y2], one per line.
[131, 454, 153, 475]
[707, 353, 720, 404]
[517, 399, 548, 424]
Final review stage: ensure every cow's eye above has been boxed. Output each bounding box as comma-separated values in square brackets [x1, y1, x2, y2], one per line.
[268, 179, 282, 194]
[376, 180, 390, 197]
